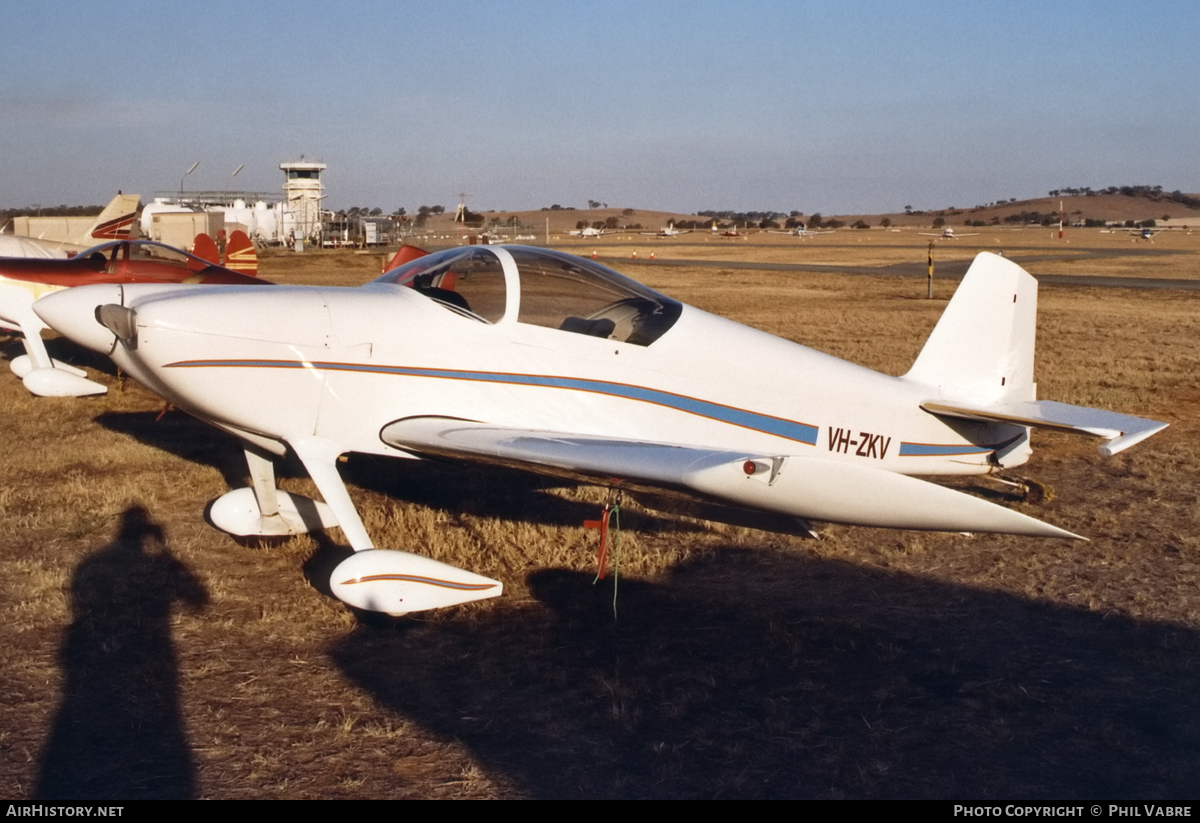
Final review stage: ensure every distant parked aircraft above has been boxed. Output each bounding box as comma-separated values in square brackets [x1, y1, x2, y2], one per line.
[769, 226, 836, 238]
[642, 223, 691, 238]
[920, 228, 979, 240]
[569, 227, 614, 239]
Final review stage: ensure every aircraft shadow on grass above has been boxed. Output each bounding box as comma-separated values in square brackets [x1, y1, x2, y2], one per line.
[329, 547, 1200, 799]
[96, 410, 255, 492]
[35, 505, 208, 800]
[94, 410, 704, 536]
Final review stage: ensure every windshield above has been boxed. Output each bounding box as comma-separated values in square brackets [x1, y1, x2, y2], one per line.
[376, 247, 507, 323]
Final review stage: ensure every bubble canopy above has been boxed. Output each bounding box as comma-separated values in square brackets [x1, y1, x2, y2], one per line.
[374, 245, 682, 346]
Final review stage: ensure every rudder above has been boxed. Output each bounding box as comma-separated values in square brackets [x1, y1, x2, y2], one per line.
[87, 193, 141, 241]
[904, 252, 1037, 404]
[224, 229, 258, 276]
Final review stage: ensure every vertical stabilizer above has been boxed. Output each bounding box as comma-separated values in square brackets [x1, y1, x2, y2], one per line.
[223, 230, 258, 276]
[382, 244, 430, 273]
[190, 233, 220, 267]
[86, 193, 141, 242]
[904, 252, 1037, 404]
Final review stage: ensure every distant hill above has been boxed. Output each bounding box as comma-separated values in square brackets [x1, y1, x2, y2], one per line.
[838, 193, 1200, 230]
[415, 192, 1200, 235]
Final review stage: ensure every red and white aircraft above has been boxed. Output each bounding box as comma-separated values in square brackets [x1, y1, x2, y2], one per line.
[0, 193, 141, 259]
[34, 247, 1165, 615]
[1, 233, 263, 396]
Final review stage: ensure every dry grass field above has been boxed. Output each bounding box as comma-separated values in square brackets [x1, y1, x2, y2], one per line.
[2, 229, 1198, 798]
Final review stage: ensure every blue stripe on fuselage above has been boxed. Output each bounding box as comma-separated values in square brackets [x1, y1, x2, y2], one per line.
[165, 359, 820, 446]
[898, 432, 1023, 457]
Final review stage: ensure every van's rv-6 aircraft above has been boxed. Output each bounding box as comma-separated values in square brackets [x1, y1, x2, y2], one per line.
[33, 246, 1165, 616]
[1, 232, 262, 397]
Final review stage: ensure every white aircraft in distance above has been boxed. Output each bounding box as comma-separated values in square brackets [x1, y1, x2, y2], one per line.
[920, 227, 980, 239]
[641, 224, 691, 238]
[35, 247, 1166, 616]
[0, 193, 141, 259]
[768, 226, 836, 239]
[569, 226, 613, 239]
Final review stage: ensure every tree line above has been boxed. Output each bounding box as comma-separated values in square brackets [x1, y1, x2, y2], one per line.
[1048, 185, 1200, 209]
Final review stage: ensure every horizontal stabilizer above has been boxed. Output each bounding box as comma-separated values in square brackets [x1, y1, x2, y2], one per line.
[922, 399, 1167, 457]
[382, 418, 1081, 539]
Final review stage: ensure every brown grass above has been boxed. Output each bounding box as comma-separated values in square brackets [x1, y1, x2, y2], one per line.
[2, 232, 1198, 798]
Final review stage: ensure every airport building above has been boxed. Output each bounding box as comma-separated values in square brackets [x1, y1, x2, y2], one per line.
[140, 160, 333, 249]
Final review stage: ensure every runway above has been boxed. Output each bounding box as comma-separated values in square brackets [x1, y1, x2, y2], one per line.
[602, 245, 1200, 290]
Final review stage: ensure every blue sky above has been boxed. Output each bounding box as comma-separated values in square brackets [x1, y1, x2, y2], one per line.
[2, 1, 1195, 215]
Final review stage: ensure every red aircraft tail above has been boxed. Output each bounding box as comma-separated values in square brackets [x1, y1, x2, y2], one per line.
[383, 244, 430, 273]
[223, 230, 258, 276]
[190, 233, 221, 270]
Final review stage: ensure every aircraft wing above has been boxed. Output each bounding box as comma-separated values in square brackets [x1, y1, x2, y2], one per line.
[921, 399, 1167, 457]
[380, 417, 1080, 539]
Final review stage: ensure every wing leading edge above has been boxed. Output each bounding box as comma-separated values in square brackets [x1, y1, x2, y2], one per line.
[380, 417, 1080, 539]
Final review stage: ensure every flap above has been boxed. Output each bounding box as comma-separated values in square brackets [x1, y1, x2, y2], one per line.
[381, 416, 755, 488]
[381, 417, 1081, 539]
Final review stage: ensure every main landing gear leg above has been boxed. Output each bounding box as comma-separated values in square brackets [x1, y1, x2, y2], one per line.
[208, 445, 339, 537]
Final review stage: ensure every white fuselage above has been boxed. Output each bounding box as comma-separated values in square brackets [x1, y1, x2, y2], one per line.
[75, 277, 1019, 479]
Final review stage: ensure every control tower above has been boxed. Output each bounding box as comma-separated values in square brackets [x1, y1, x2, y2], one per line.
[280, 159, 327, 244]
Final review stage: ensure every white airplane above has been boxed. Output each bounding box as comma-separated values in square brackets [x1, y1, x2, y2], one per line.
[34, 247, 1166, 616]
[1128, 227, 1166, 241]
[0, 193, 141, 259]
[642, 224, 691, 238]
[920, 227, 979, 239]
[569, 226, 613, 239]
[768, 226, 836, 239]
